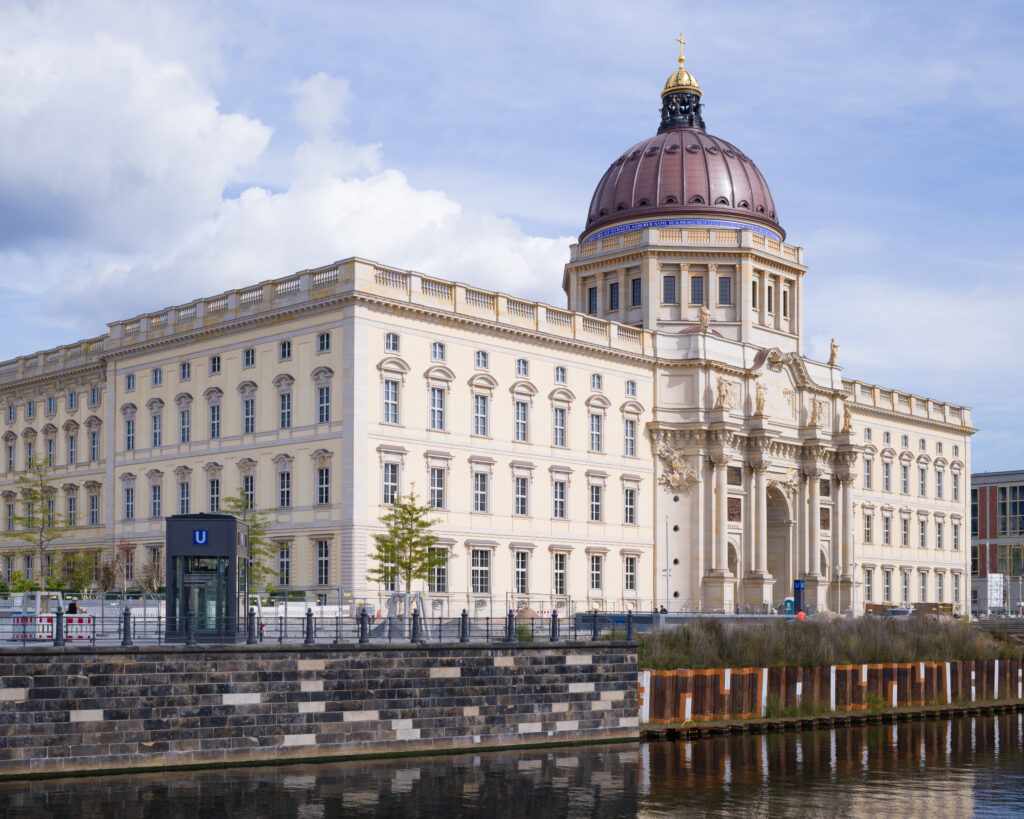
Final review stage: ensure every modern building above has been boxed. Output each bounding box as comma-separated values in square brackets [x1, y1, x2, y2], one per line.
[0, 47, 974, 614]
[970, 470, 1024, 614]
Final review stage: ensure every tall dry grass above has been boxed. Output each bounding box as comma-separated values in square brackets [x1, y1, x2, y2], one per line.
[638, 617, 1023, 670]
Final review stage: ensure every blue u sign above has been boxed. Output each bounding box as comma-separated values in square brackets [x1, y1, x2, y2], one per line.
[193, 529, 209, 545]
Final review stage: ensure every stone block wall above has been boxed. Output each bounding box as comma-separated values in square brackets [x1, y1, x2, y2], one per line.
[0, 642, 637, 777]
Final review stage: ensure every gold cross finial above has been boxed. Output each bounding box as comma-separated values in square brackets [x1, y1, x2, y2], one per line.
[676, 33, 686, 66]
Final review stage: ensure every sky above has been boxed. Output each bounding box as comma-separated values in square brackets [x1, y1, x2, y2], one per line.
[0, 0, 1021, 471]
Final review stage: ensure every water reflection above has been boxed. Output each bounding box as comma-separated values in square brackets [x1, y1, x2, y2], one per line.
[0, 713, 1021, 818]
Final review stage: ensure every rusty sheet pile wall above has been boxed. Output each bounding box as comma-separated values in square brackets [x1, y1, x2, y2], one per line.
[639, 659, 1024, 723]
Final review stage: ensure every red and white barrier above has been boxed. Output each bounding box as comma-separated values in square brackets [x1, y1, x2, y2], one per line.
[11, 615, 93, 641]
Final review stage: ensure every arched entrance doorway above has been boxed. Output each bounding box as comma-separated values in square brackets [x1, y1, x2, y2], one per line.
[766, 487, 792, 605]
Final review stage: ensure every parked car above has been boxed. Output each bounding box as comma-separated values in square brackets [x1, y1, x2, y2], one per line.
[879, 607, 914, 618]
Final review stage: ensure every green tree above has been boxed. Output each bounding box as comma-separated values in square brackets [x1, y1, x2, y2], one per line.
[8, 569, 39, 593]
[221, 488, 275, 598]
[56, 550, 95, 594]
[367, 491, 444, 594]
[0, 459, 71, 591]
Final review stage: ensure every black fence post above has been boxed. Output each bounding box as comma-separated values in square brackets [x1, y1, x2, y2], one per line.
[53, 606, 65, 647]
[304, 608, 315, 645]
[246, 607, 257, 645]
[411, 608, 424, 644]
[625, 610, 634, 641]
[505, 610, 516, 643]
[591, 612, 600, 642]
[359, 608, 370, 644]
[121, 607, 133, 648]
[459, 609, 469, 643]
[186, 612, 197, 646]
[550, 610, 559, 643]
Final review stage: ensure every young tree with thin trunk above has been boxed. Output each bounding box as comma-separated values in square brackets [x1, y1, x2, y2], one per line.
[367, 491, 444, 595]
[221, 488, 275, 600]
[0, 459, 71, 591]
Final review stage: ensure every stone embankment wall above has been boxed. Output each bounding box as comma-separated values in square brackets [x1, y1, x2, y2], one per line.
[639, 659, 1024, 723]
[0, 642, 637, 777]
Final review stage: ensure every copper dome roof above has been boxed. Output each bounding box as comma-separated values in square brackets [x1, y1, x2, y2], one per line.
[583, 52, 782, 240]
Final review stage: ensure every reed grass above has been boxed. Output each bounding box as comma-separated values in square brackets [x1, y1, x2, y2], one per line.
[638, 617, 1023, 670]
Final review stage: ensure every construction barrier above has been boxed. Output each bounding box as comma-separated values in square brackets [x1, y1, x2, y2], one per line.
[641, 659, 1024, 722]
[11, 615, 93, 641]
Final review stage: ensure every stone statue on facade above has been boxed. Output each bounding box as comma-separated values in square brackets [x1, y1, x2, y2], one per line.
[841, 403, 852, 433]
[809, 398, 823, 427]
[715, 377, 732, 409]
[828, 338, 838, 366]
[656, 443, 699, 493]
[768, 468, 799, 498]
[754, 383, 766, 416]
[698, 303, 710, 331]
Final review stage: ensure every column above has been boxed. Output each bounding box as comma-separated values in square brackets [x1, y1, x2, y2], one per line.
[617, 267, 627, 320]
[713, 454, 730, 575]
[755, 465, 768, 574]
[841, 477, 854, 576]
[806, 468, 821, 576]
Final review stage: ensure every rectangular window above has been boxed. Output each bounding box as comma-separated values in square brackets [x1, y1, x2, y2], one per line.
[124, 418, 135, 452]
[608, 281, 619, 311]
[882, 462, 891, 492]
[318, 332, 330, 353]
[180, 361, 191, 381]
[864, 512, 873, 544]
[429, 467, 445, 509]
[210, 355, 221, 374]
[90, 431, 99, 462]
[46, 438, 55, 467]
[317, 386, 330, 424]
[690, 276, 704, 304]
[514, 400, 528, 442]
[242, 475, 254, 510]
[152, 368, 162, 386]
[124, 486, 135, 520]
[514, 551, 528, 595]
[624, 487, 636, 525]
[752, 280, 759, 307]
[883, 516, 891, 546]
[937, 572, 944, 603]
[952, 522, 960, 551]
[782, 289, 789, 318]
[920, 572, 928, 603]
[24, 555, 32, 581]
[919, 518, 927, 548]
[243, 348, 255, 368]
[662, 275, 677, 304]
[631, 278, 642, 306]
[473, 394, 488, 437]
[178, 482, 190, 515]
[475, 350, 488, 369]
[767, 284, 774, 312]
[382, 463, 399, 505]
[278, 471, 291, 508]
[209, 404, 220, 439]
[279, 393, 291, 430]
[89, 494, 99, 526]
[6, 502, 15, 530]
[997, 485, 1024, 536]
[901, 570, 910, 604]
[553, 553, 567, 596]
[864, 569, 873, 603]
[936, 470, 944, 499]
[68, 392, 78, 410]
[901, 465, 909, 494]
[624, 418, 635, 457]
[125, 374, 135, 391]
[428, 548, 447, 593]
[316, 541, 330, 586]
[953, 574, 960, 604]
[151, 484, 161, 518]
[591, 373, 603, 391]
[278, 546, 291, 587]
[718, 276, 732, 305]
[554, 366, 566, 384]
[243, 399, 255, 434]
[25, 441, 33, 465]
[952, 472, 960, 501]
[152, 414, 162, 448]
[902, 518, 909, 547]
[590, 554, 603, 591]
[473, 472, 488, 513]
[587, 286, 597, 314]
[936, 521, 944, 550]
[208, 478, 220, 513]
[863, 457, 872, 490]
[316, 467, 330, 505]
[589, 413, 602, 452]
[5, 446, 11, 472]
[67, 495, 76, 527]
[382, 380, 399, 424]
[589, 484, 602, 522]
[279, 341, 291, 360]
[514, 476, 529, 516]
[624, 555, 637, 591]
[919, 468, 927, 497]
[179, 409, 191, 444]
[552, 407, 566, 447]
[552, 480, 566, 519]
[471, 549, 490, 594]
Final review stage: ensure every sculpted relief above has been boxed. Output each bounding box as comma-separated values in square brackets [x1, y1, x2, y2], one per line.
[656, 443, 699, 493]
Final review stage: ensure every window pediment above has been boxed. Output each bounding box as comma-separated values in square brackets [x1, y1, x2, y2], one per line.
[510, 379, 537, 397]
[378, 356, 410, 375]
[146, 398, 164, 412]
[174, 392, 193, 409]
[272, 374, 294, 391]
[548, 387, 576, 405]
[468, 372, 498, 391]
[424, 365, 455, 386]
[585, 394, 611, 410]
[620, 399, 644, 416]
[311, 366, 334, 387]
[84, 415, 102, 429]
[204, 387, 224, 404]
[237, 380, 258, 399]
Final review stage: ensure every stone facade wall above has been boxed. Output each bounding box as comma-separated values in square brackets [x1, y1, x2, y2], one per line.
[0, 641, 637, 777]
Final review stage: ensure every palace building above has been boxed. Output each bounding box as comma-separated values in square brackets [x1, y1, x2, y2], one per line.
[0, 49, 974, 614]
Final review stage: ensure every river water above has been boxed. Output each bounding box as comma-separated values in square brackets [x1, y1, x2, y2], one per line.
[2, 713, 1022, 817]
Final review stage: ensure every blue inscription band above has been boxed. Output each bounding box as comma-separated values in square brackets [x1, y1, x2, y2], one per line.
[584, 217, 782, 243]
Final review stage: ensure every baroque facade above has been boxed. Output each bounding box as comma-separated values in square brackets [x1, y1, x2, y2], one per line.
[0, 51, 973, 614]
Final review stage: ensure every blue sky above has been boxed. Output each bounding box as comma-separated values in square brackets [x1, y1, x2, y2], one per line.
[0, 0, 1021, 471]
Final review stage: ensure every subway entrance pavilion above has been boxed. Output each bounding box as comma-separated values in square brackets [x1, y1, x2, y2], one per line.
[0, 47, 974, 615]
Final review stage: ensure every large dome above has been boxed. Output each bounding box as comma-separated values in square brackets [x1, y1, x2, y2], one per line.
[583, 51, 783, 240]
